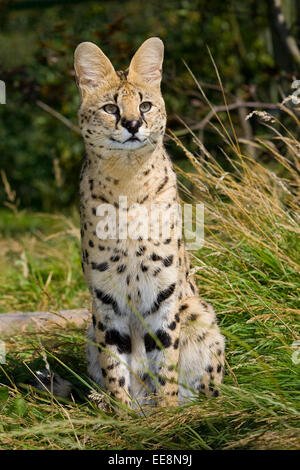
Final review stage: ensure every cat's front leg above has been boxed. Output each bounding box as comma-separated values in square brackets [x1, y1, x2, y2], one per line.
[92, 302, 131, 408]
[146, 301, 180, 407]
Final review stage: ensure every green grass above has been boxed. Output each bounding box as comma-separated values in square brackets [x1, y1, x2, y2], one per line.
[0, 210, 89, 313]
[0, 106, 300, 449]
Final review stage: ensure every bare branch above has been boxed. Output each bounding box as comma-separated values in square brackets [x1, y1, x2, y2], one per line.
[36, 100, 81, 135]
[172, 101, 279, 138]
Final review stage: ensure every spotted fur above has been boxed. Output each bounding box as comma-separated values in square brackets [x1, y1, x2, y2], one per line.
[75, 38, 225, 410]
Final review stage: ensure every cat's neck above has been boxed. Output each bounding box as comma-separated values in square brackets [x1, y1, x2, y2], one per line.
[85, 140, 166, 183]
[83, 139, 175, 203]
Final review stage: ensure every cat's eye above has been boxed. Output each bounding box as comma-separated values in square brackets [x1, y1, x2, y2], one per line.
[139, 102, 152, 113]
[103, 104, 119, 114]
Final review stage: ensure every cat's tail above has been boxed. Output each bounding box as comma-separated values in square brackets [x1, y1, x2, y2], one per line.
[29, 369, 111, 412]
[28, 369, 72, 398]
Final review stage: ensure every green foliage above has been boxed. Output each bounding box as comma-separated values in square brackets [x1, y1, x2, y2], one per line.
[1, 0, 299, 209]
[0, 210, 88, 313]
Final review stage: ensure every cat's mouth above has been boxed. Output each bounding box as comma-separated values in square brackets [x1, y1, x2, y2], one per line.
[110, 136, 141, 144]
[125, 136, 140, 143]
[109, 136, 146, 148]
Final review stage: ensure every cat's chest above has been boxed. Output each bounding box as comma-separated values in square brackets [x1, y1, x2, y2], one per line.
[82, 234, 179, 317]
[79, 159, 180, 316]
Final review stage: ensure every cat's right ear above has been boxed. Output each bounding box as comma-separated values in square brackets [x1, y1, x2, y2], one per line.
[74, 42, 116, 96]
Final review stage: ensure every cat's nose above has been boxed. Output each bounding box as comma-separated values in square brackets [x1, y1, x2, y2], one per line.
[121, 118, 142, 135]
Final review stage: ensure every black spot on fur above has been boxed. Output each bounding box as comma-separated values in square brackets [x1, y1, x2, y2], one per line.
[163, 255, 173, 267]
[156, 175, 169, 193]
[189, 282, 195, 294]
[156, 329, 172, 349]
[141, 263, 148, 272]
[117, 264, 126, 273]
[140, 194, 149, 204]
[189, 314, 198, 322]
[168, 321, 176, 330]
[97, 321, 105, 331]
[173, 338, 179, 349]
[197, 334, 206, 342]
[158, 376, 166, 386]
[144, 333, 156, 352]
[149, 283, 176, 314]
[136, 246, 146, 256]
[118, 377, 125, 387]
[94, 288, 121, 316]
[179, 304, 188, 312]
[151, 253, 162, 261]
[91, 261, 109, 272]
[105, 329, 131, 354]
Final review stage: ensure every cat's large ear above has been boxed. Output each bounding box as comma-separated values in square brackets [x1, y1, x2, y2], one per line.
[74, 42, 116, 96]
[128, 37, 164, 89]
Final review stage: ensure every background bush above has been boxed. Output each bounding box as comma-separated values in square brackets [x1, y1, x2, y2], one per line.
[1, 0, 300, 210]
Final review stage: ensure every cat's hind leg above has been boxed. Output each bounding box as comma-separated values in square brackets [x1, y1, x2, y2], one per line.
[178, 297, 225, 404]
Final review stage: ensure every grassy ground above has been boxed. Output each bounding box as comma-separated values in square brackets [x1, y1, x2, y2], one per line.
[0, 104, 300, 449]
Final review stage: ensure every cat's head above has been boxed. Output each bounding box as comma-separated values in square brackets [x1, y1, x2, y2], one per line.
[74, 38, 166, 155]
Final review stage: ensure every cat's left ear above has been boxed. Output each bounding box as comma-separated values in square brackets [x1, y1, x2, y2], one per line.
[128, 37, 164, 89]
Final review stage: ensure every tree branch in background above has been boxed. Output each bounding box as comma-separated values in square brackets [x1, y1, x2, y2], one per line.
[173, 101, 279, 137]
[36, 100, 81, 135]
